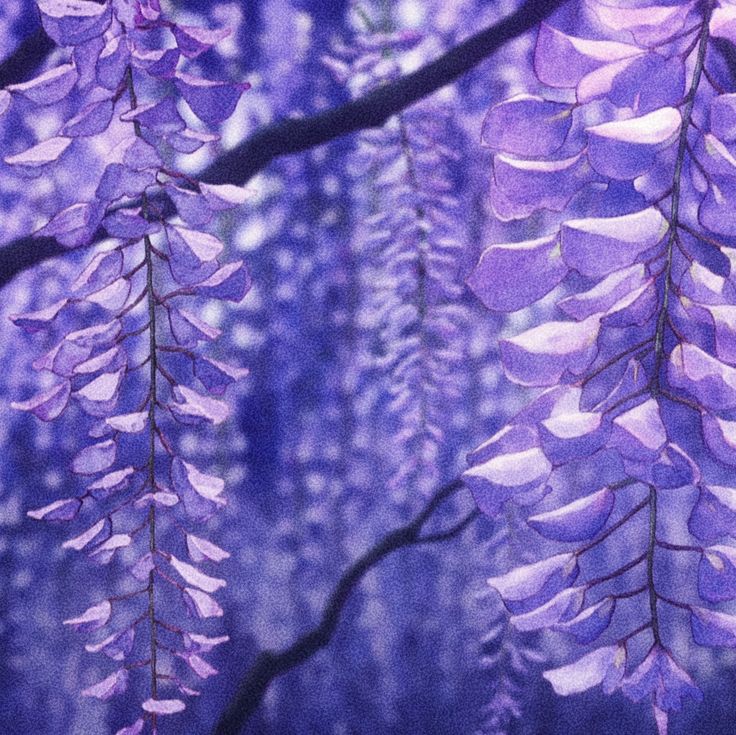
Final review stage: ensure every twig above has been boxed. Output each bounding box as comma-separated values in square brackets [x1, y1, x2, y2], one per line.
[0, 0, 566, 289]
[212, 479, 482, 735]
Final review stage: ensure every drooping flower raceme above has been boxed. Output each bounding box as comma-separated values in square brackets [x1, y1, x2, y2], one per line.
[336, 12, 470, 509]
[473, 523, 543, 735]
[466, 1, 736, 730]
[333, 5, 494, 721]
[5, 1, 249, 731]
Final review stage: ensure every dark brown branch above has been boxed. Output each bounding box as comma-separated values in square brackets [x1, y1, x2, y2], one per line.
[0, 0, 113, 88]
[0, 27, 55, 89]
[0, 0, 127, 90]
[0, 0, 566, 289]
[212, 479, 481, 735]
[200, 0, 565, 186]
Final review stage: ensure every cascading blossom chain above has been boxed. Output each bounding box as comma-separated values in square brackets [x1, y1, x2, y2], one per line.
[465, 0, 736, 730]
[5, 1, 250, 731]
[332, 11, 469, 507]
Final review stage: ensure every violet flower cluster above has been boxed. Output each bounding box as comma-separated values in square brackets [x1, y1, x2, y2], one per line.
[336, 5, 472, 509]
[474, 523, 543, 735]
[4, 1, 250, 732]
[466, 0, 736, 730]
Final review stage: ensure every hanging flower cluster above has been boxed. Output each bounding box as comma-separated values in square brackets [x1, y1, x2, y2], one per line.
[465, 1, 736, 730]
[5, 1, 250, 731]
[332, 6, 471, 510]
[473, 523, 542, 735]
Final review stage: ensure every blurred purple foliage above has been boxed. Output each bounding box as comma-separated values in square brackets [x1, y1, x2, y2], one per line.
[4, 1, 736, 735]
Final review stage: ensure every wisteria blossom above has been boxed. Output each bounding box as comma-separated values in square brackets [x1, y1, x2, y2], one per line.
[468, 0, 736, 731]
[5, 0, 249, 731]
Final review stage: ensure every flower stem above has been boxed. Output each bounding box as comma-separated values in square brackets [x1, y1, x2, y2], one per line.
[644, 4, 712, 648]
[652, 8, 711, 391]
[125, 63, 161, 717]
[647, 485, 660, 644]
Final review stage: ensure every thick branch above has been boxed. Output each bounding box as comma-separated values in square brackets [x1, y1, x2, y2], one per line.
[0, 27, 55, 89]
[200, 0, 565, 186]
[212, 480, 481, 735]
[0, 0, 566, 289]
[0, 0, 134, 90]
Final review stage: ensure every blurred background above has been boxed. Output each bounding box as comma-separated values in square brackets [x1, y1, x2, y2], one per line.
[1, 1, 736, 733]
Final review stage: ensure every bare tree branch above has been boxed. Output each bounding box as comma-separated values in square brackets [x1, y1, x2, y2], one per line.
[0, 27, 55, 89]
[200, 0, 564, 186]
[0, 0, 134, 91]
[212, 480, 482, 735]
[0, 0, 119, 92]
[0, 0, 566, 289]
